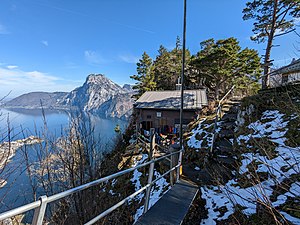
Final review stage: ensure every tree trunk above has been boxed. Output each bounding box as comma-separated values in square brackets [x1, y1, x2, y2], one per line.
[215, 85, 220, 101]
[263, 43, 272, 89]
[262, 0, 278, 89]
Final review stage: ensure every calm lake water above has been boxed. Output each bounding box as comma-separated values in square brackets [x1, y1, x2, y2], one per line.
[0, 108, 128, 213]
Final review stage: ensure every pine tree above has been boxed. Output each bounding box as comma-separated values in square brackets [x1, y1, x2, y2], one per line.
[153, 45, 171, 90]
[191, 37, 261, 100]
[243, 0, 300, 88]
[154, 38, 191, 90]
[130, 52, 156, 99]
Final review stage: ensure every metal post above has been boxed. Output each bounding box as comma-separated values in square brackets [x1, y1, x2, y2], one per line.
[143, 128, 155, 213]
[179, 0, 187, 150]
[143, 161, 154, 213]
[149, 128, 155, 158]
[178, 0, 187, 185]
[169, 146, 176, 186]
[32, 195, 48, 225]
[176, 149, 183, 182]
[170, 154, 174, 186]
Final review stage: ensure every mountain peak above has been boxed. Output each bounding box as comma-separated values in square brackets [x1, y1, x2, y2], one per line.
[4, 73, 134, 119]
[86, 74, 108, 84]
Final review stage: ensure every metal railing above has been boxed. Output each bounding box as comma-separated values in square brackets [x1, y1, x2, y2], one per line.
[0, 130, 183, 225]
[210, 85, 235, 155]
[137, 132, 169, 154]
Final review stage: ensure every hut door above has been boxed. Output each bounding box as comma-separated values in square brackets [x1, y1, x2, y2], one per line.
[145, 121, 153, 130]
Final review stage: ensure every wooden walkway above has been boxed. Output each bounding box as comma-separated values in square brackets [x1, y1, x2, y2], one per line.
[136, 179, 198, 225]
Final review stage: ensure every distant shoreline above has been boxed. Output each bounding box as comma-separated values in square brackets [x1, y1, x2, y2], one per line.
[0, 136, 43, 188]
[0, 107, 130, 121]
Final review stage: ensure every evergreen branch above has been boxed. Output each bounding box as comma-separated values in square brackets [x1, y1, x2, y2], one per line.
[274, 28, 296, 37]
[294, 30, 300, 38]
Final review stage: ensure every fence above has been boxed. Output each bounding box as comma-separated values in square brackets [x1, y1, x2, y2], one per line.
[0, 129, 182, 225]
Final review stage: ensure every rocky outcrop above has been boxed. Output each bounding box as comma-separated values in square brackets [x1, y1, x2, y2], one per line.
[97, 93, 134, 120]
[122, 84, 134, 93]
[4, 74, 135, 119]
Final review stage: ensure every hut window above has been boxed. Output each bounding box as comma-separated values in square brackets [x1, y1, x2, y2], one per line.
[156, 112, 162, 118]
[147, 115, 151, 119]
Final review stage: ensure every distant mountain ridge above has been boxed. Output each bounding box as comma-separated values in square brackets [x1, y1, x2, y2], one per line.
[4, 92, 68, 109]
[4, 74, 135, 120]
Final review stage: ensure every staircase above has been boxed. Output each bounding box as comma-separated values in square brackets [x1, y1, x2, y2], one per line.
[212, 97, 242, 170]
[182, 93, 243, 185]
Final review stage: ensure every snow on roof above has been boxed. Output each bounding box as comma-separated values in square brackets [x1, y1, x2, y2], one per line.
[135, 89, 208, 110]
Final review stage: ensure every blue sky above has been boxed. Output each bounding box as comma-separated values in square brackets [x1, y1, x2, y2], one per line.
[0, 0, 299, 98]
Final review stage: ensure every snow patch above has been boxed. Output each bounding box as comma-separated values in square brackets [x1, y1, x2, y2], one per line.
[187, 118, 214, 149]
[131, 154, 170, 223]
[201, 110, 300, 224]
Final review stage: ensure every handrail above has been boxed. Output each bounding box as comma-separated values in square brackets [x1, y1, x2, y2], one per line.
[218, 85, 235, 106]
[0, 148, 183, 224]
[85, 162, 180, 225]
[137, 132, 168, 154]
[209, 85, 235, 155]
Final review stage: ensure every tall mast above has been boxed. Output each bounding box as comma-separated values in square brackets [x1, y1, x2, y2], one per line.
[179, 0, 187, 149]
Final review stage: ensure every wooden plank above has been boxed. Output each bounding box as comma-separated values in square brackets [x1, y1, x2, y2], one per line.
[135, 179, 198, 225]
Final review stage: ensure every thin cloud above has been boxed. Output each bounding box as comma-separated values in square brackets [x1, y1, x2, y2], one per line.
[64, 61, 79, 69]
[41, 40, 49, 47]
[0, 23, 9, 35]
[32, 2, 154, 34]
[111, 21, 155, 34]
[6, 65, 18, 70]
[119, 54, 139, 64]
[84, 50, 107, 64]
[0, 65, 80, 98]
[294, 18, 300, 25]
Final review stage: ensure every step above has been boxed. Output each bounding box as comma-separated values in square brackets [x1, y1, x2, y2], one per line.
[214, 148, 233, 156]
[218, 129, 234, 138]
[216, 156, 236, 165]
[136, 179, 198, 225]
[221, 106, 231, 112]
[220, 121, 236, 130]
[226, 99, 241, 104]
[182, 165, 213, 185]
[230, 96, 243, 101]
[221, 113, 237, 122]
[227, 106, 239, 114]
[214, 139, 233, 152]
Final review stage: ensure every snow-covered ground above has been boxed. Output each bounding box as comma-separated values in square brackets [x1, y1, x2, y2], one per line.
[199, 110, 300, 224]
[130, 153, 170, 223]
[187, 118, 214, 150]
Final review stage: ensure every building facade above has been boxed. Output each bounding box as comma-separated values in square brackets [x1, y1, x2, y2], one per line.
[270, 58, 300, 87]
[135, 89, 208, 134]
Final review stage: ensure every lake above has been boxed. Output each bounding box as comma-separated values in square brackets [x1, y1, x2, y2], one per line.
[0, 108, 128, 213]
